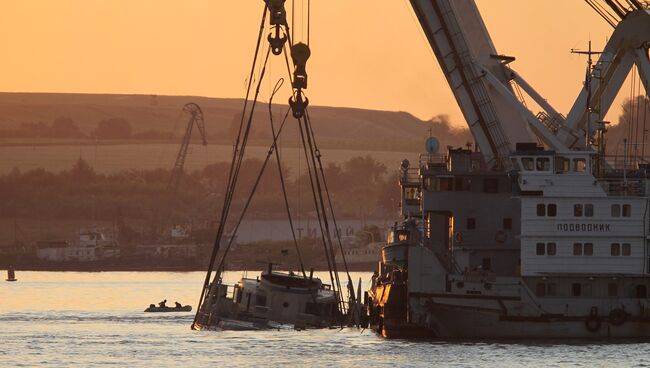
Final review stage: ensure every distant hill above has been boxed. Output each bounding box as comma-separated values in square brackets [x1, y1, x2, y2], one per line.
[0, 92, 472, 152]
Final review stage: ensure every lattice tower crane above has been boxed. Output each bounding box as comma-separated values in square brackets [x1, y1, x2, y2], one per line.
[168, 102, 207, 195]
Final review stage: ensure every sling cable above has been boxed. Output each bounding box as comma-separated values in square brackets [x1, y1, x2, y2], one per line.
[193, 0, 359, 329]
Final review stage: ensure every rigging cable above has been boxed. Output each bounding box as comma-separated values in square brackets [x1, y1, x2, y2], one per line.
[635, 68, 643, 161]
[296, 114, 346, 318]
[305, 109, 356, 291]
[280, 31, 349, 317]
[641, 93, 650, 162]
[304, 108, 360, 318]
[212, 105, 294, 284]
[627, 67, 636, 161]
[193, 5, 269, 328]
[268, 78, 307, 278]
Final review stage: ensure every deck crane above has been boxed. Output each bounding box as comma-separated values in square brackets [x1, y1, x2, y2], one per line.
[561, 0, 650, 148]
[167, 102, 207, 195]
[407, 0, 649, 167]
[408, 0, 568, 170]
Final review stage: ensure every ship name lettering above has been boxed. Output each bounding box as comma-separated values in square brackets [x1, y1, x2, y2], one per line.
[556, 223, 610, 232]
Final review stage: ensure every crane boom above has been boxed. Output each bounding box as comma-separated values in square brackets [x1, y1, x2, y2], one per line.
[408, 0, 538, 169]
[560, 6, 650, 148]
[168, 102, 207, 194]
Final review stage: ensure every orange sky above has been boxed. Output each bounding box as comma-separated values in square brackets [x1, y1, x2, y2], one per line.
[0, 1, 631, 127]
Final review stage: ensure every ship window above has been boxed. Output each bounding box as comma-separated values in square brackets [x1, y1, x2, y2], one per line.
[536, 157, 550, 171]
[511, 158, 521, 171]
[255, 294, 267, 307]
[573, 243, 583, 256]
[574, 204, 583, 217]
[556, 157, 570, 173]
[424, 177, 435, 191]
[622, 204, 631, 217]
[608, 283, 618, 297]
[536, 283, 546, 297]
[611, 204, 621, 217]
[522, 158, 534, 171]
[572, 283, 582, 296]
[622, 243, 631, 256]
[583, 283, 592, 297]
[547, 204, 557, 217]
[503, 218, 512, 230]
[467, 218, 476, 230]
[611, 243, 621, 256]
[547, 243, 557, 256]
[483, 178, 499, 193]
[536, 243, 545, 256]
[584, 243, 594, 256]
[573, 159, 587, 173]
[397, 231, 409, 242]
[404, 187, 419, 201]
[439, 177, 453, 191]
[536, 204, 546, 216]
[636, 285, 647, 299]
[482, 258, 492, 271]
[585, 204, 594, 217]
[455, 177, 466, 191]
[547, 283, 557, 296]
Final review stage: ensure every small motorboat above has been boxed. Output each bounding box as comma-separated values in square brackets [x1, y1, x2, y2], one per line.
[6, 267, 17, 282]
[144, 304, 192, 313]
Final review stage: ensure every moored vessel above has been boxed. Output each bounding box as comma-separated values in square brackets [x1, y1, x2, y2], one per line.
[367, 0, 650, 339]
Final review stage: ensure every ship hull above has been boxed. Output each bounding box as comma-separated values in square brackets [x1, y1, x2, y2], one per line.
[415, 303, 650, 339]
[369, 287, 650, 339]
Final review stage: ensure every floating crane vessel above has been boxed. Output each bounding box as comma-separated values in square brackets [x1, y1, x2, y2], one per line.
[368, 0, 650, 338]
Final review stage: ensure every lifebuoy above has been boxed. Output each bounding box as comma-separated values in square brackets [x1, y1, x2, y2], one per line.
[454, 232, 463, 243]
[585, 315, 601, 332]
[609, 308, 628, 326]
[495, 230, 507, 243]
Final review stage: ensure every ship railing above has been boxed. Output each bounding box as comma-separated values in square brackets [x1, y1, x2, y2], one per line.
[599, 178, 646, 196]
[536, 111, 566, 134]
[419, 153, 447, 169]
[602, 155, 648, 171]
[401, 168, 421, 185]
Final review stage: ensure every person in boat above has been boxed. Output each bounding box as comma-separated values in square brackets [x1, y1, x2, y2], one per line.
[158, 299, 167, 308]
[175, 301, 182, 308]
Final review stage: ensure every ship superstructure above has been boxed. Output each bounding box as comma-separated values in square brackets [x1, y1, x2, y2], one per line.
[368, 0, 650, 338]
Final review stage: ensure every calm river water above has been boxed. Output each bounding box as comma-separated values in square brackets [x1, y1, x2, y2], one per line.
[1, 271, 650, 367]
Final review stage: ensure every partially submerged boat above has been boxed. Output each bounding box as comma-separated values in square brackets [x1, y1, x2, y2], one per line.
[193, 265, 341, 330]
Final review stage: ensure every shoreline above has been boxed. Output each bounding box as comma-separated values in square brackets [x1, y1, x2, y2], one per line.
[0, 261, 376, 273]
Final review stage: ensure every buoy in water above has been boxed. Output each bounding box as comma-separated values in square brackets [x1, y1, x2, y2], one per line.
[6, 266, 17, 282]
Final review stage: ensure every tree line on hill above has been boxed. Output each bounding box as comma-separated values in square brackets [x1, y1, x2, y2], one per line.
[0, 117, 172, 140]
[0, 155, 399, 239]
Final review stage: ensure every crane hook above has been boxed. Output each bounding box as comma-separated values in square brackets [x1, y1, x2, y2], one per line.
[266, 0, 288, 55]
[289, 91, 309, 119]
